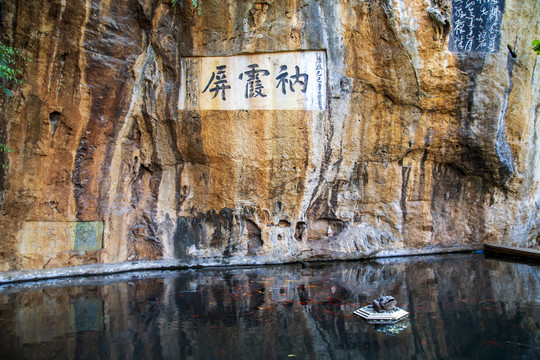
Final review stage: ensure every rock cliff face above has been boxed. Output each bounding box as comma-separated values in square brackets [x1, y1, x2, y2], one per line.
[0, 0, 538, 272]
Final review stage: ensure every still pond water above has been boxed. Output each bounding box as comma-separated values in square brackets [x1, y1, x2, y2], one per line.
[0, 253, 538, 359]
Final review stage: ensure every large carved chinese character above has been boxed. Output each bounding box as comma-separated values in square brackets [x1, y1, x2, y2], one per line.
[276, 65, 309, 95]
[239, 64, 270, 98]
[202, 65, 231, 101]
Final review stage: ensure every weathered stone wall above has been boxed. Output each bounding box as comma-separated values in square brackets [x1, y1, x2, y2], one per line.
[0, 0, 538, 272]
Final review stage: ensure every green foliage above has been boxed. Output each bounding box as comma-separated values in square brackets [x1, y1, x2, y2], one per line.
[0, 143, 11, 152]
[533, 40, 540, 55]
[0, 41, 29, 97]
[192, 0, 201, 15]
[171, 0, 202, 15]
[0, 41, 26, 171]
[0, 141, 13, 169]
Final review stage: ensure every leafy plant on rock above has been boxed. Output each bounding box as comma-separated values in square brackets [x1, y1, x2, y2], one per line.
[0, 141, 13, 169]
[0, 40, 27, 173]
[533, 40, 540, 55]
[0, 41, 28, 97]
[172, 0, 202, 15]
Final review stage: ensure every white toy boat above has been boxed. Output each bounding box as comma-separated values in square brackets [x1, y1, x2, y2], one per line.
[353, 305, 409, 324]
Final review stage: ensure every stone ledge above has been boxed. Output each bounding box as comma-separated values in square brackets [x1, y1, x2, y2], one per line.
[0, 260, 191, 285]
[0, 244, 484, 285]
[484, 244, 540, 262]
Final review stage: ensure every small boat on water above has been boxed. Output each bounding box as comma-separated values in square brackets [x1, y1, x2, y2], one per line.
[354, 305, 409, 325]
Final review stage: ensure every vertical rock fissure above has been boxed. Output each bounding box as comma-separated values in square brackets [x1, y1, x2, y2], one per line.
[46, 0, 67, 94]
[494, 44, 518, 185]
[400, 165, 411, 244]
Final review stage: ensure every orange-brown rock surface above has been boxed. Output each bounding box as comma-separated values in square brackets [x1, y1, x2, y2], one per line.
[0, 0, 538, 272]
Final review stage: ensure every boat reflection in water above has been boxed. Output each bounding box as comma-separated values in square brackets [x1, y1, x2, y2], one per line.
[0, 253, 538, 359]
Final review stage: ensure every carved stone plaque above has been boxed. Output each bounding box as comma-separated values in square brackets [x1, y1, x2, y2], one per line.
[179, 51, 327, 111]
[18, 221, 103, 255]
[449, 0, 505, 53]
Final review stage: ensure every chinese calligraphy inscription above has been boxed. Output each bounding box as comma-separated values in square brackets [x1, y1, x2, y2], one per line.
[202, 65, 231, 101]
[179, 51, 327, 111]
[449, 0, 505, 53]
[239, 64, 270, 98]
[276, 65, 309, 95]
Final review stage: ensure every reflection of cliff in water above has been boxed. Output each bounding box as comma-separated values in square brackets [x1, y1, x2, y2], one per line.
[0, 254, 538, 359]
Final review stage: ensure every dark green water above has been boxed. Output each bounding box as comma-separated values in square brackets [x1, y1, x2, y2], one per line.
[0, 253, 538, 359]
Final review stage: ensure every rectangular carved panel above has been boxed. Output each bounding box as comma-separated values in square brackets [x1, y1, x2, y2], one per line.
[179, 51, 327, 110]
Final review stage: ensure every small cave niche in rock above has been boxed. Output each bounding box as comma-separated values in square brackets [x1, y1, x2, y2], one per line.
[307, 218, 345, 240]
[507, 44, 517, 58]
[49, 111, 62, 137]
[278, 220, 291, 228]
[295, 221, 307, 242]
[246, 220, 263, 255]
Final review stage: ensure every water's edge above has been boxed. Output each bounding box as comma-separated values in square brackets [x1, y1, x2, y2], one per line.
[0, 244, 483, 284]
